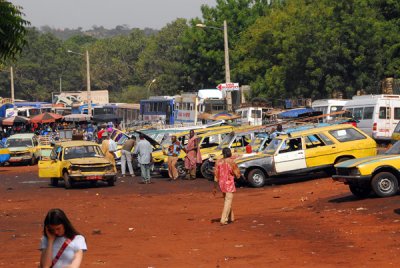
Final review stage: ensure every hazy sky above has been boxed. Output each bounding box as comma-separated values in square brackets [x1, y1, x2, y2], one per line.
[10, 0, 217, 30]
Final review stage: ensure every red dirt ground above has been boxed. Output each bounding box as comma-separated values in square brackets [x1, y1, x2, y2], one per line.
[0, 165, 400, 267]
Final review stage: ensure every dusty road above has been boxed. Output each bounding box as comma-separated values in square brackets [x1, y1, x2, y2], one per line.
[0, 165, 399, 267]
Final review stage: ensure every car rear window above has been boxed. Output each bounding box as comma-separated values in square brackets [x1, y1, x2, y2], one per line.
[329, 128, 366, 142]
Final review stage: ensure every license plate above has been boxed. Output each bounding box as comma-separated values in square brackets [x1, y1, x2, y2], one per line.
[86, 175, 102, 180]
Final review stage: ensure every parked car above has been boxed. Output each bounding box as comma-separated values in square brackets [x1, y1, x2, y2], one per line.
[236, 124, 377, 187]
[6, 133, 40, 165]
[333, 140, 400, 198]
[38, 141, 117, 189]
[0, 143, 10, 166]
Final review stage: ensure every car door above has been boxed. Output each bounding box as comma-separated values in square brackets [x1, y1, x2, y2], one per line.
[274, 137, 306, 173]
[38, 147, 62, 178]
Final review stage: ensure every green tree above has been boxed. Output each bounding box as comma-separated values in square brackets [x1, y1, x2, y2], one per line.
[0, 1, 30, 62]
[136, 18, 190, 95]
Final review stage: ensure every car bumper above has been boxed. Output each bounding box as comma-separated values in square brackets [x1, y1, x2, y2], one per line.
[69, 172, 117, 181]
[9, 156, 32, 163]
[332, 174, 371, 183]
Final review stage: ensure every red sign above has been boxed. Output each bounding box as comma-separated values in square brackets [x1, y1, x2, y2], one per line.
[217, 83, 240, 91]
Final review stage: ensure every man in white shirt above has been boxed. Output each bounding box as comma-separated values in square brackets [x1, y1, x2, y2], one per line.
[134, 134, 153, 184]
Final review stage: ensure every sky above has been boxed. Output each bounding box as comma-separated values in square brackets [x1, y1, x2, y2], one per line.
[10, 0, 217, 30]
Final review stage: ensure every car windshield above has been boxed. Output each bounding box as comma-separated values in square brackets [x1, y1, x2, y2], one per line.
[217, 133, 234, 149]
[263, 138, 283, 154]
[64, 145, 104, 160]
[251, 134, 269, 151]
[385, 141, 400, 154]
[7, 138, 32, 147]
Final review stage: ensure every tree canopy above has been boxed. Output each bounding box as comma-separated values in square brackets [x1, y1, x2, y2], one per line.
[2, 0, 400, 102]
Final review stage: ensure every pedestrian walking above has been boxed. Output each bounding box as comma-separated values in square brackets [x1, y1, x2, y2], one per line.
[101, 132, 117, 172]
[39, 208, 87, 268]
[213, 148, 241, 226]
[164, 135, 182, 181]
[121, 135, 136, 177]
[183, 130, 202, 179]
[134, 133, 153, 184]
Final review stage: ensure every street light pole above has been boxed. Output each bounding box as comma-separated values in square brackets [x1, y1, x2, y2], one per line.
[223, 20, 230, 83]
[67, 49, 92, 116]
[147, 78, 156, 98]
[196, 20, 232, 111]
[10, 66, 14, 106]
[85, 49, 92, 116]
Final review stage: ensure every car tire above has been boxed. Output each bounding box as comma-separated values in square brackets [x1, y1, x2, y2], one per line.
[371, 172, 399, 197]
[200, 160, 214, 181]
[176, 161, 187, 179]
[107, 177, 116, 186]
[63, 172, 73, 189]
[349, 184, 371, 198]
[247, 168, 266, 188]
[50, 178, 59, 187]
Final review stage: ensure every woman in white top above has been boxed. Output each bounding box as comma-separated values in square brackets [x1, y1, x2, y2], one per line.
[39, 208, 87, 268]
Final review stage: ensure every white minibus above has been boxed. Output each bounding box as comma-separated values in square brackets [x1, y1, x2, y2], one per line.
[344, 94, 400, 141]
[312, 99, 349, 121]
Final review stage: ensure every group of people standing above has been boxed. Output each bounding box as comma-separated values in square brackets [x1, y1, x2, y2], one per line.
[38, 129, 242, 267]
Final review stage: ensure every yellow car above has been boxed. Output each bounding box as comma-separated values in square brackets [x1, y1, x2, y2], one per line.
[236, 124, 377, 187]
[38, 141, 117, 189]
[153, 126, 235, 177]
[6, 133, 40, 165]
[333, 140, 400, 198]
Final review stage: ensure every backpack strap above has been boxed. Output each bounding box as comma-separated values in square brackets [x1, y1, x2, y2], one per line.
[50, 237, 73, 268]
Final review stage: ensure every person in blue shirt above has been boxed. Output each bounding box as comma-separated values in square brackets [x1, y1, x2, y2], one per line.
[164, 135, 182, 181]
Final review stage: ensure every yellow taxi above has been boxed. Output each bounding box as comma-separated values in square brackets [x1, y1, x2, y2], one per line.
[333, 140, 400, 198]
[6, 133, 40, 165]
[152, 126, 235, 177]
[38, 141, 117, 189]
[236, 124, 377, 187]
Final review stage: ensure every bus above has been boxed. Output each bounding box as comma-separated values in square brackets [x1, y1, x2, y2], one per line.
[312, 99, 349, 121]
[236, 107, 273, 126]
[5, 106, 41, 118]
[140, 97, 175, 125]
[343, 94, 400, 141]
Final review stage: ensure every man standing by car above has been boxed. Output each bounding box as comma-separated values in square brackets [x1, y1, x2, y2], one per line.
[134, 134, 153, 184]
[121, 135, 136, 177]
[101, 132, 117, 172]
[183, 130, 202, 180]
[164, 135, 182, 181]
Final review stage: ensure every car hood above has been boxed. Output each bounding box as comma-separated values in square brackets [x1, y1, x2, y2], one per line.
[8, 147, 30, 152]
[236, 153, 272, 164]
[133, 130, 160, 148]
[69, 157, 111, 165]
[335, 155, 400, 168]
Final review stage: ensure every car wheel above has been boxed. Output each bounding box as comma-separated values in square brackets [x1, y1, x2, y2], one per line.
[371, 172, 399, 197]
[50, 178, 59, 187]
[176, 161, 187, 179]
[107, 176, 116, 186]
[200, 160, 214, 181]
[349, 184, 371, 198]
[247, 168, 266, 188]
[63, 172, 73, 189]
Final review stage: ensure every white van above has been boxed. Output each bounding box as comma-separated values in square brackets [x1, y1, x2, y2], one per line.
[236, 107, 273, 126]
[312, 99, 349, 121]
[343, 94, 400, 141]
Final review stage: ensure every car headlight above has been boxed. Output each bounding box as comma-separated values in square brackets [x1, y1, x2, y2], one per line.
[69, 165, 80, 171]
[349, 168, 361, 176]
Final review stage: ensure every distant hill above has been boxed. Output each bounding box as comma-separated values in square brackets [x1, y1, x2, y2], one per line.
[38, 25, 158, 40]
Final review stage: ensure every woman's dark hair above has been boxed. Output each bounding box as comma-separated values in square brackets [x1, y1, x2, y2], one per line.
[43, 208, 80, 239]
[222, 147, 232, 158]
